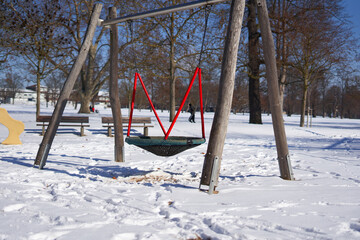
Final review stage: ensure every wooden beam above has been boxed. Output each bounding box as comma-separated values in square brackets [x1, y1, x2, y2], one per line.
[256, 0, 294, 180]
[101, 0, 229, 26]
[109, 7, 125, 162]
[200, 0, 246, 189]
[34, 4, 103, 168]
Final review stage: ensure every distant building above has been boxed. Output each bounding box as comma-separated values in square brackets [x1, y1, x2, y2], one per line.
[14, 88, 46, 104]
[1, 84, 110, 106]
[95, 90, 110, 105]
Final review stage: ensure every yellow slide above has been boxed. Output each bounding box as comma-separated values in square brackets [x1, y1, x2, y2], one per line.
[0, 108, 25, 145]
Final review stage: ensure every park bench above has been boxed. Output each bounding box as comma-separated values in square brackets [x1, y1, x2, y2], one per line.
[36, 115, 90, 137]
[101, 116, 153, 137]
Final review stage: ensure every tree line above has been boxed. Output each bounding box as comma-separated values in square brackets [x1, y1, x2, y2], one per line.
[1, 0, 359, 124]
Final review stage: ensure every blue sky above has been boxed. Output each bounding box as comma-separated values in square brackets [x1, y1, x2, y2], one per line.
[343, 0, 360, 39]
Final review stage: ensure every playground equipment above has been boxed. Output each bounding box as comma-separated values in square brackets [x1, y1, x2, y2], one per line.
[0, 108, 25, 145]
[125, 69, 206, 157]
[34, 0, 294, 194]
[124, 4, 210, 156]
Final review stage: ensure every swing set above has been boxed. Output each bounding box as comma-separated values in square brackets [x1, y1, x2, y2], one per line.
[125, 5, 212, 156]
[125, 68, 206, 156]
[34, 0, 294, 194]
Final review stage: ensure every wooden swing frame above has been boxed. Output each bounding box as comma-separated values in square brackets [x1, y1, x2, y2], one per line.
[34, 0, 294, 195]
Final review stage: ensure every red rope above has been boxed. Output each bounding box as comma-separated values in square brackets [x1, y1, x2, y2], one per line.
[128, 68, 205, 140]
[127, 73, 138, 136]
[165, 67, 202, 139]
[137, 73, 166, 135]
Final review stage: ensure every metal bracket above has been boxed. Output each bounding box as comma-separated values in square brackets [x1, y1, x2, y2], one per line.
[39, 144, 50, 169]
[97, 19, 104, 26]
[286, 154, 295, 180]
[98, 18, 110, 28]
[208, 156, 220, 194]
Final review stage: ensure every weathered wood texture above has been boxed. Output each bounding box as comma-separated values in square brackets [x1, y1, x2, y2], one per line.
[37, 116, 89, 123]
[34, 4, 103, 168]
[200, 0, 246, 187]
[109, 7, 125, 162]
[257, 0, 294, 180]
[101, 117, 151, 124]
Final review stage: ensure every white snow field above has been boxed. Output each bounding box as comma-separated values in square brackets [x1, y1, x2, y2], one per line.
[0, 103, 359, 240]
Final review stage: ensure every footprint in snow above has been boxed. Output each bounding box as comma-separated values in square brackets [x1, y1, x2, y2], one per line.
[2, 203, 26, 212]
[148, 191, 161, 202]
[350, 223, 360, 232]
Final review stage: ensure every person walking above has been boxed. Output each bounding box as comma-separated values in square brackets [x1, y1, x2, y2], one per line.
[187, 103, 195, 123]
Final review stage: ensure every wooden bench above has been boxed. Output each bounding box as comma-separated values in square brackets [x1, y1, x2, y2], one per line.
[102, 117, 153, 137]
[36, 115, 90, 137]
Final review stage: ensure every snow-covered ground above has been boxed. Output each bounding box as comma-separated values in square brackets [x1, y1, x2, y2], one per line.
[0, 103, 359, 240]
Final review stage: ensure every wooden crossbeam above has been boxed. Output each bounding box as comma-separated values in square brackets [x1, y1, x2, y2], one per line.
[101, 0, 229, 26]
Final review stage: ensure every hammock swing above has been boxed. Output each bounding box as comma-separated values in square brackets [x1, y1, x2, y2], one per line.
[125, 6, 211, 157]
[125, 69, 206, 156]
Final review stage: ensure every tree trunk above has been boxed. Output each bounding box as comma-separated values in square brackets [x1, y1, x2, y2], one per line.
[340, 80, 345, 119]
[169, 13, 176, 122]
[36, 70, 41, 118]
[321, 79, 326, 117]
[300, 79, 308, 127]
[79, 95, 92, 113]
[247, 0, 262, 124]
[279, 66, 286, 112]
[277, 0, 288, 113]
[78, 45, 97, 114]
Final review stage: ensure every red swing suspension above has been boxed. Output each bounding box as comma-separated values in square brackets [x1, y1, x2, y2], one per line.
[127, 67, 205, 140]
[127, 5, 210, 142]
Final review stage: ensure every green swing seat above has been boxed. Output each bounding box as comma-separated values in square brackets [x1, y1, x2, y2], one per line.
[125, 136, 206, 156]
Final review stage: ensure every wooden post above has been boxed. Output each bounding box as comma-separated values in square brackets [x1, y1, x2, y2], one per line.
[256, 0, 294, 180]
[200, 0, 246, 189]
[34, 4, 103, 168]
[109, 7, 125, 162]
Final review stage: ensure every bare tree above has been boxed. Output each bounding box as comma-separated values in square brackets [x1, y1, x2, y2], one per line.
[338, 74, 360, 119]
[44, 71, 66, 107]
[287, 0, 354, 126]
[232, 71, 248, 114]
[150, 0, 211, 122]
[51, 0, 110, 113]
[268, 0, 292, 112]
[342, 78, 360, 119]
[0, 71, 24, 104]
[246, 0, 262, 124]
[53, 0, 160, 114]
[1, 0, 70, 117]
